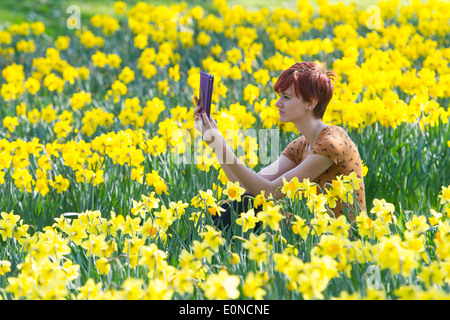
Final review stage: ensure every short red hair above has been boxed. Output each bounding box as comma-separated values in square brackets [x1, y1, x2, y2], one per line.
[274, 62, 337, 119]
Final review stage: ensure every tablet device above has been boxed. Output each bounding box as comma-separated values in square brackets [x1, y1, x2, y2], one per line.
[199, 72, 214, 118]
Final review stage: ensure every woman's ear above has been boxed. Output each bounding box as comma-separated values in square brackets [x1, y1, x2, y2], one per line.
[308, 98, 318, 111]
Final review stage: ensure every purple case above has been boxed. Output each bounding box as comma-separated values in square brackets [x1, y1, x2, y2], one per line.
[199, 72, 214, 118]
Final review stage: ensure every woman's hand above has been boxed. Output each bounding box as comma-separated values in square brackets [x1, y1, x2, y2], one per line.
[193, 95, 222, 146]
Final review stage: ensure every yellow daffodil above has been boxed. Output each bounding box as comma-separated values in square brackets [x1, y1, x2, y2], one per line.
[223, 181, 246, 202]
[236, 208, 260, 232]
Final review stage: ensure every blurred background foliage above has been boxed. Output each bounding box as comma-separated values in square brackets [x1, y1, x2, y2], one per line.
[0, 0, 407, 37]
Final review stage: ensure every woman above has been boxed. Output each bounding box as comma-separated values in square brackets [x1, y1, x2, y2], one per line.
[194, 61, 366, 231]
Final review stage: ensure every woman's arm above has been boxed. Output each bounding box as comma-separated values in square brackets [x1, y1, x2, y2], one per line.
[193, 102, 293, 189]
[220, 163, 243, 185]
[197, 108, 297, 191]
[221, 155, 297, 191]
[199, 112, 334, 198]
[220, 138, 333, 199]
[256, 155, 297, 181]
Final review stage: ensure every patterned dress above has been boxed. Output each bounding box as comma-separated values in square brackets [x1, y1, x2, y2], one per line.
[282, 125, 366, 220]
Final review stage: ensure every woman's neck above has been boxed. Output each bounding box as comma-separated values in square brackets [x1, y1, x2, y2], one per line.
[296, 119, 327, 149]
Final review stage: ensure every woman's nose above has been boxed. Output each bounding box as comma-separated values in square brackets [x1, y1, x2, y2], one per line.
[275, 98, 282, 108]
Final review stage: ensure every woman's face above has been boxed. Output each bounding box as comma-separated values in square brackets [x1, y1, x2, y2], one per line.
[275, 84, 310, 124]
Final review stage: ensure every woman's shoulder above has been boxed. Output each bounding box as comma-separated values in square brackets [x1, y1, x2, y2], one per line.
[314, 125, 351, 152]
[282, 134, 307, 163]
[311, 125, 355, 163]
[283, 135, 307, 155]
[319, 125, 351, 141]
[287, 134, 307, 145]
[323, 125, 347, 135]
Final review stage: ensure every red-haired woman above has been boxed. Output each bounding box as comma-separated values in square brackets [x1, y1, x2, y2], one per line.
[194, 61, 366, 232]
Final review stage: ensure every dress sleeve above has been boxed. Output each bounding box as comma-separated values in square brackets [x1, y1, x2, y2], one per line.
[310, 130, 348, 165]
[281, 137, 302, 165]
